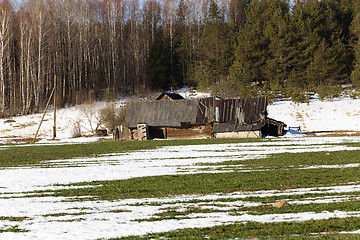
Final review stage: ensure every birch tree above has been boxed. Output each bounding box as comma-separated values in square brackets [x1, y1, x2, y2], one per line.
[0, 0, 13, 116]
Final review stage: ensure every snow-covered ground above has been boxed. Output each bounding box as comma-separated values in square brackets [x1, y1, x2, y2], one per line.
[1, 93, 360, 144]
[268, 97, 360, 133]
[0, 88, 211, 144]
[1, 93, 360, 239]
[1, 137, 360, 240]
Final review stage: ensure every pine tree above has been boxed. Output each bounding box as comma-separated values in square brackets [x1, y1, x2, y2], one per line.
[262, 0, 291, 91]
[191, 0, 229, 90]
[146, 40, 171, 90]
[174, 0, 191, 86]
[229, 0, 269, 90]
[228, 0, 250, 29]
[350, 2, 360, 86]
[288, 0, 350, 90]
[286, 1, 316, 89]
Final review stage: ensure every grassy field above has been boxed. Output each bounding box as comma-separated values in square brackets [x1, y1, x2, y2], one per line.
[0, 138, 264, 168]
[112, 218, 360, 239]
[2, 138, 360, 239]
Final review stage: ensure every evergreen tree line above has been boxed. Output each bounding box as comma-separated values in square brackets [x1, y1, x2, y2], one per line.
[1, 0, 360, 116]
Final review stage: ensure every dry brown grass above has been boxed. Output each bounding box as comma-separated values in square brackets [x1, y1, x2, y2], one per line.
[2, 138, 40, 144]
[96, 138, 114, 143]
[13, 121, 37, 129]
[307, 131, 360, 138]
[296, 112, 303, 120]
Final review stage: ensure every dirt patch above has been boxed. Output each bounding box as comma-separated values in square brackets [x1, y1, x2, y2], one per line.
[272, 201, 290, 208]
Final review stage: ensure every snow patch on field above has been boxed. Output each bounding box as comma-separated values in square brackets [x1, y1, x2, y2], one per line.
[1, 136, 360, 239]
[268, 97, 360, 132]
[1, 95, 360, 239]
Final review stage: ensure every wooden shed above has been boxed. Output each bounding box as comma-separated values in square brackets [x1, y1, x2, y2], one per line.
[121, 95, 285, 140]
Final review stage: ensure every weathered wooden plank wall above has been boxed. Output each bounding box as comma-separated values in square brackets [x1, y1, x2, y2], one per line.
[196, 97, 215, 123]
[125, 97, 267, 129]
[125, 100, 199, 128]
[218, 97, 266, 124]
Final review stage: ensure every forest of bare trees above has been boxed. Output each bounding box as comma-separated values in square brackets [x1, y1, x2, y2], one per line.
[1, 0, 202, 116]
[1, 0, 360, 117]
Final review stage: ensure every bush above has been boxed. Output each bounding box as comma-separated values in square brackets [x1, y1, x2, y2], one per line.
[210, 75, 260, 99]
[288, 88, 309, 103]
[71, 121, 82, 138]
[317, 84, 341, 100]
[348, 89, 360, 99]
[80, 101, 101, 135]
[99, 103, 125, 132]
[105, 88, 113, 102]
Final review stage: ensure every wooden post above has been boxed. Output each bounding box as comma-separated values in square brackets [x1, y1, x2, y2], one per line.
[113, 126, 120, 141]
[53, 75, 57, 140]
[34, 86, 56, 142]
[163, 127, 167, 139]
[137, 123, 148, 140]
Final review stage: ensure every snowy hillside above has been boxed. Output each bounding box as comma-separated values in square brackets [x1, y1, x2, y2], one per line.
[268, 97, 360, 133]
[1, 93, 360, 144]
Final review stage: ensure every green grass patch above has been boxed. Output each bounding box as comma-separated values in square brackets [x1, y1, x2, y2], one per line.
[134, 207, 222, 222]
[0, 138, 265, 168]
[42, 212, 92, 217]
[53, 218, 87, 222]
[240, 191, 360, 204]
[0, 216, 31, 221]
[200, 149, 360, 168]
[110, 217, 360, 239]
[30, 165, 360, 201]
[0, 225, 28, 233]
[238, 198, 360, 215]
[126, 191, 360, 210]
[127, 198, 360, 223]
[107, 209, 132, 213]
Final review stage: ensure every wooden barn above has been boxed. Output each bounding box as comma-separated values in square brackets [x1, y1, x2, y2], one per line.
[118, 93, 285, 140]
